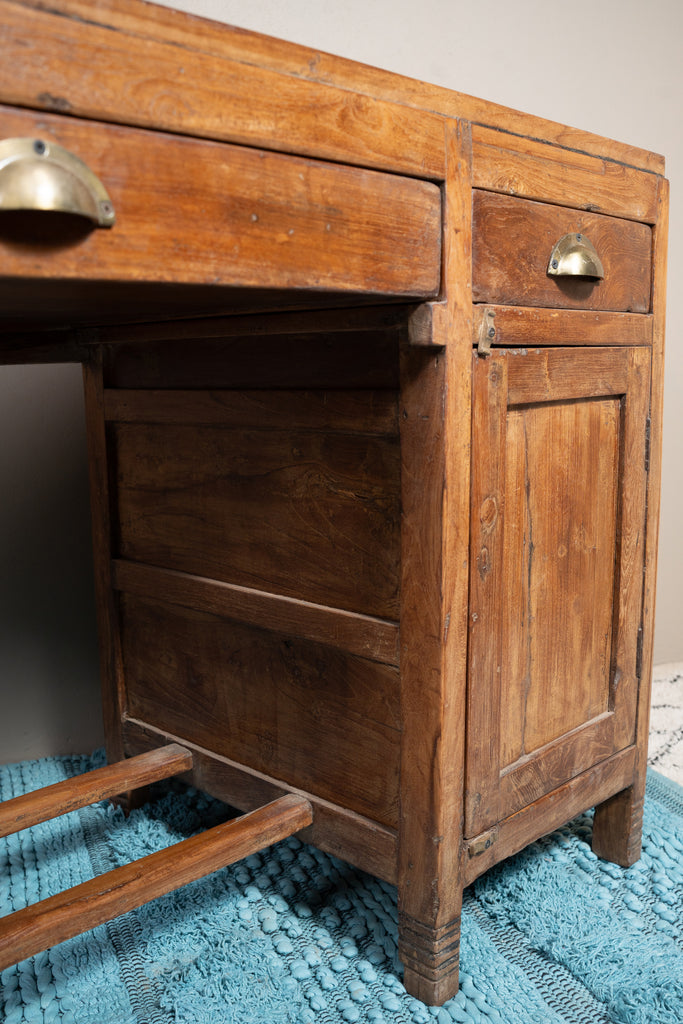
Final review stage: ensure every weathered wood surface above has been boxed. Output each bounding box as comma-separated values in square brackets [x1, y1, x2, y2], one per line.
[463, 746, 637, 885]
[472, 191, 652, 312]
[0, 0, 664, 174]
[113, 560, 400, 666]
[472, 306, 653, 349]
[112, 413, 400, 619]
[0, 104, 441, 300]
[466, 347, 650, 837]
[471, 126, 660, 221]
[120, 593, 400, 827]
[592, 179, 669, 867]
[123, 719, 399, 884]
[397, 121, 473, 1007]
[0, 793, 312, 972]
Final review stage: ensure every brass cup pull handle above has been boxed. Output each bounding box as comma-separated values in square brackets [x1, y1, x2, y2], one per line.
[547, 233, 604, 279]
[0, 137, 115, 227]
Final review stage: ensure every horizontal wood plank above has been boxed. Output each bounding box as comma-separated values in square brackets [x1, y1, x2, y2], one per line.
[104, 389, 399, 436]
[113, 560, 399, 666]
[122, 719, 399, 883]
[499, 713, 619, 816]
[473, 305, 653, 348]
[104, 330, 401, 391]
[0, 793, 312, 972]
[471, 126, 660, 222]
[506, 347, 631, 404]
[0, 745, 192, 838]
[0, 104, 441, 299]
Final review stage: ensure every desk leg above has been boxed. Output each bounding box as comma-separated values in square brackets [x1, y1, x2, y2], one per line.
[398, 339, 469, 1006]
[83, 351, 126, 767]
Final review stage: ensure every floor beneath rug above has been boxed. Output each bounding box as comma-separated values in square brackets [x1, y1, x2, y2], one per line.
[648, 661, 683, 786]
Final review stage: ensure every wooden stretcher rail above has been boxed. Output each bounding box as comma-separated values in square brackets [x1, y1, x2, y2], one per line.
[0, 792, 312, 970]
[0, 743, 193, 838]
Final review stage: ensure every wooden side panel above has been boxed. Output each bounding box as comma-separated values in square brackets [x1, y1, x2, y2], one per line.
[592, 178, 670, 867]
[472, 191, 652, 312]
[110, 395, 401, 619]
[501, 397, 620, 764]
[0, 105, 441, 300]
[120, 593, 400, 827]
[466, 347, 651, 835]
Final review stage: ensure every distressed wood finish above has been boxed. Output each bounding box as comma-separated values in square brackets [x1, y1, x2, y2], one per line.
[0, 0, 668, 1005]
[120, 593, 400, 827]
[397, 121, 473, 1005]
[0, 0, 664, 175]
[473, 306, 653, 349]
[110, 405, 401, 620]
[0, 105, 441, 307]
[472, 191, 652, 311]
[122, 719, 399, 884]
[466, 347, 651, 837]
[471, 125, 660, 221]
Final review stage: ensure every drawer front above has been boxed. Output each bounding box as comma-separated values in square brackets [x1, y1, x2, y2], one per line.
[0, 105, 441, 303]
[472, 190, 652, 312]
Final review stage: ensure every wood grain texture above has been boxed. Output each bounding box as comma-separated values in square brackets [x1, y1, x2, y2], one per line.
[120, 594, 400, 827]
[123, 719, 399, 884]
[0, 745, 192, 838]
[0, 793, 312, 972]
[0, 105, 441, 301]
[472, 191, 652, 312]
[465, 353, 507, 835]
[472, 306, 653, 349]
[0, 1, 446, 178]
[593, 179, 669, 864]
[111, 413, 400, 619]
[113, 560, 400, 666]
[397, 120, 472, 1006]
[104, 388, 398, 435]
[471, 125, 660, 221]
[464, 745, 637, 885]
[82, 350, 127, 763]
[466, 347, 650, 837]
[3, 0, 664, 174]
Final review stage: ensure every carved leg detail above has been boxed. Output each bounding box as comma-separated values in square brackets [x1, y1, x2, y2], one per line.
[399, 911, 461, 1006]
[592, 784, 645, 867]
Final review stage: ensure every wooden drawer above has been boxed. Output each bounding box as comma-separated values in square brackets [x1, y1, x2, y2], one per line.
[0, 105, 441, 320]
[472, 190, 652, 312]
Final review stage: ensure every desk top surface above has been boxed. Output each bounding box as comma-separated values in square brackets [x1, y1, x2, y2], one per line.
[0, 0, 664, 177]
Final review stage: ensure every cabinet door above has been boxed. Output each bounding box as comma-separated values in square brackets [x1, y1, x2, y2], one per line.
[466, 347, 651, 838]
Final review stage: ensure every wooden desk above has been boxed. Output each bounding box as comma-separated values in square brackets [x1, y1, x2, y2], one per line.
[0, 0, 668, 1005]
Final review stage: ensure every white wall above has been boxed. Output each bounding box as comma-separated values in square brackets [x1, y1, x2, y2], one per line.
[1, 0, 680, 762]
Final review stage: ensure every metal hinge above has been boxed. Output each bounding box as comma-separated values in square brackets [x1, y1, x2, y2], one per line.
[467, 825, 498, 858]
[644, 415, 651, 473]
[477, 309, 496, 355]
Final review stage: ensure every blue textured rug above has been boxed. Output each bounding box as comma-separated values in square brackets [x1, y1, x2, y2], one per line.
[1, 754, 682, 1024]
